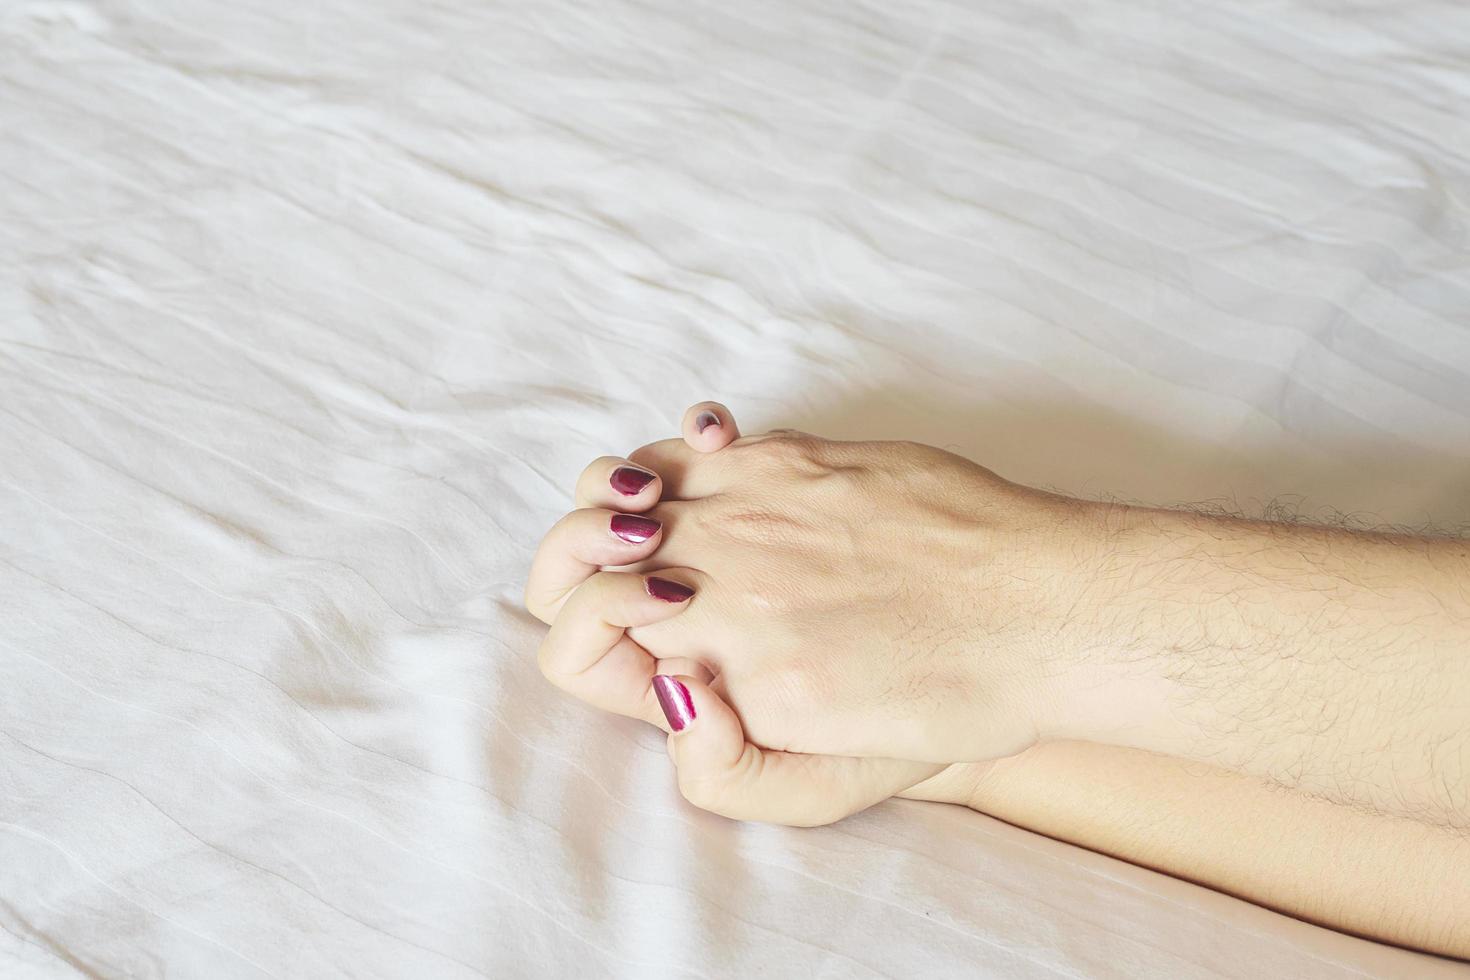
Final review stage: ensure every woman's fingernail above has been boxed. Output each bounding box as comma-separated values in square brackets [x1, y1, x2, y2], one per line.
[695, 411, 721, 433]
[645, 576, 695, 603]
[610, 466, 656, 496]
[610, 514, 661, 544]
[652, 675, 696, 732]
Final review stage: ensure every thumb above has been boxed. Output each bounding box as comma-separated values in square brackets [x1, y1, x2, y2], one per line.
[651, 675, 942, 827]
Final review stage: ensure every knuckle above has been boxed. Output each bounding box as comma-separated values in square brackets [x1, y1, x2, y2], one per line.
[676, 772, 725, 813]
[579, 456, 617, 483]
[677, 747, 760, 817]
[574, 457, 622, 501]
[534, 639, 563, 684]
[547, 572, 605, 626]
[579, 569, 619, 604]
[736, 434, 844, 486]
[787, 802, 847, 828]
[522, 585, 544, 621]
[562, 508, 612, 546]
[757, 432, 817, 460]
[549, 508, 586, 537]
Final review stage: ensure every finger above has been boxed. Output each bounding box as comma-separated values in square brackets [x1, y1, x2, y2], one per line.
[651, 657, 714, 686]
[538, 571, 701, 728]
[573, 455, 662, 511]
[654, 675, 944, 827]
[681, 401, 740, 453]
[613, 499, 710, 575]
[524, 508, 665, 624]
[627, 438, 721, 499]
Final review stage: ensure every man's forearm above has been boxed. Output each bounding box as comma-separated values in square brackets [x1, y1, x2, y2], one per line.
[1044, 500, 1470, 826]
[904, 741, 1470, 959]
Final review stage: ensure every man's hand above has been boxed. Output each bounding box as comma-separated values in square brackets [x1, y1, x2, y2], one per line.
[618, 426, 1092, 764]
[523, 401, 950, 825]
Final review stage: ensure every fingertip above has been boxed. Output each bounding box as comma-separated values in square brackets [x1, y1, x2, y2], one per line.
[609, 513, 663, 547]
[576, 456, 663, 512]
[682, 401, 740, 452]
[693, 409, 722, 435]
[609, 464, 659, 499]
[644, 575, 695, 603]
[652, 674, 697, 732]
[660, 674, 746, 769]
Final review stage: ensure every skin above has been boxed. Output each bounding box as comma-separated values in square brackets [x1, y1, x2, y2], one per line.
[524, 402, 1470, 959]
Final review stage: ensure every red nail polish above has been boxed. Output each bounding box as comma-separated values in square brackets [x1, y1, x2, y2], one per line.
[652, 675, 695, 731]
[610, 514, 660, 544]
[610, 466, 656, 496]
[645, 576, 694, 602]
[695, 411, 721, 433]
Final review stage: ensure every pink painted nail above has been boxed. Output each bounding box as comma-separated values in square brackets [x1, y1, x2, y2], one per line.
[645, 576, 694, 602]
[610, 466, 656, 496]
[695, 411, 721, 433]
[652, 675, 696, 731]
[610, 514, 661, 544]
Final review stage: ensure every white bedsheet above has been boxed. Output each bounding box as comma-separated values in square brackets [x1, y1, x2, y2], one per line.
[3, 0, 1469, 975]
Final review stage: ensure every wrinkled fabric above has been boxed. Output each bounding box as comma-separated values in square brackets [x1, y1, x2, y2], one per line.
[2, 0, 1469, 976]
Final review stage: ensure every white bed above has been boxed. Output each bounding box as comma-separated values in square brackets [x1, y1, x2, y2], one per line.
[3, 0, 1468, 975]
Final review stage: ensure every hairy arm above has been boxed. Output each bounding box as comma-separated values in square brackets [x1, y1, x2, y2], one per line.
[900, 496, 1470, 958]
[902, 740, 1470, 960]
[1041, 502, 1470, 829]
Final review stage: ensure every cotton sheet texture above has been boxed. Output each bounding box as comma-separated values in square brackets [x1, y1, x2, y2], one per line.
[3, 0, 1469, 976]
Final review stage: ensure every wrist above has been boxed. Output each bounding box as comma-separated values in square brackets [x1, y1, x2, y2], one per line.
[952, 484, 1150, 753]
[1018, 495, 1186, 747]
